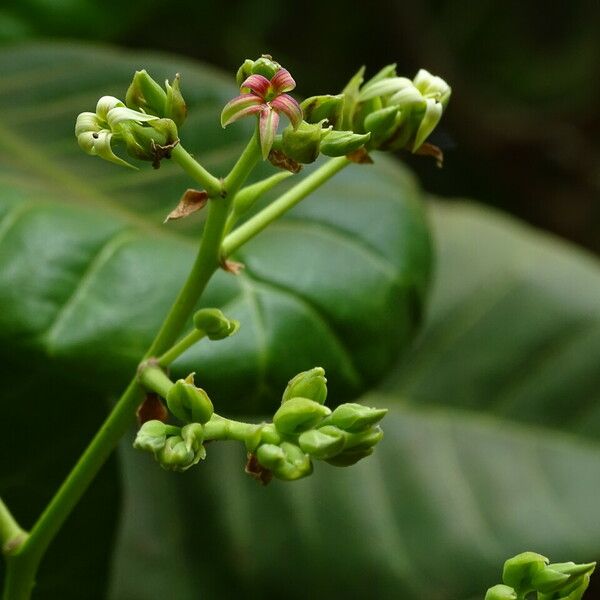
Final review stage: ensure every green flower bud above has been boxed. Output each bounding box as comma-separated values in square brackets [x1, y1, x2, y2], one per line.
[120, 118, 178, 163]
[126, 70, 187, 128]
[126, 69, 167, 116]
[320, 130, 370, 157]
[164, 74, 187, 127]
[282, 367, 328, 405]
[156, 435, 197, 472]
[273, 397, 331, 435]
[281, 121, 326, 164]
[329, 403, 388, 432]
[181, 422, 206, 463]
[411, 98, 444, 151]
[133, 419, 169, 454]
[256, 443, 312, 481]
[298, 425, 345, 460]
[300, 94, 344, 129]
[250, 56, 281, 80]
[413, 68, 451, 107]
[166, 375, 214, 424]
[484, 584, 517, 600]
[343, 426, 384, 451]
[340, 65, 365, 130]
[193, 308, 239, 340]
[325, 447, 373, 467]
[235, 59, 255, 87]
[535, 562, 596, 597]
[363, 106, 400, 143]
[503, 552, 548, 593]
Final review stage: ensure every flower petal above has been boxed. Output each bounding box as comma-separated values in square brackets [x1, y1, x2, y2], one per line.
[271, 94, 302, 129]
[77, 130, 136, 169]
[258, 106, 279, 159]
[221, 94, 263, 127]
[240, 74, 271, 98]
[271, 68, 296, 94]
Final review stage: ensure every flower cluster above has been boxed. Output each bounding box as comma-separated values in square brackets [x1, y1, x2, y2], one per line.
[75, 71, 185, 169]
[485, 552, 596, 600]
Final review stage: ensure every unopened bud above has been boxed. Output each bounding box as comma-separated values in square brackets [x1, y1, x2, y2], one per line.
[166, 375, 214, 424]
[282, 367, 328, 405]
[281, 121, 325, 164]
[273, 397, 330, 435]
[193, 308, 239, 340]
[298, 425, 345, 460]
[164, 74, 187, 127]
[156, 435, 196, 472]
[329, 403, 387, 432]
[126, 69, 167, 116]
[181, 423, 206, 463]
[133, 420, 169, 453]
[236, 55, 281, 86]
[363, 106, 399, 142]
[413, 69, 451, 107]
[484, 585, 517, 600]
[503, 552, 548, 593]
[343, 426, 384, 451]
[533, 561, 596, 596]
[256, 442, 312, 481]
[320, 130, 370, 157]
[300, 94, 344, 129]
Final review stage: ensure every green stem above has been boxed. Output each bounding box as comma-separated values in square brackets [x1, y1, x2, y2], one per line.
[138, 365, 174, 398]
[203, 415, 280, 445]
[1, 141, 251, 598]
[0, 498, 26, 555]
[221, 156, 349, 257]
[170, 144, 223, 197]
[222, 129, 261, 198]
[157, 329, 206, 367]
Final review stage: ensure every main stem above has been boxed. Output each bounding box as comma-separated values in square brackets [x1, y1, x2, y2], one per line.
[2, 133, 261, 600]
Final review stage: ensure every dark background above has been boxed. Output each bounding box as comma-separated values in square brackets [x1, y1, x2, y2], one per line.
[1, 0, 598, 252]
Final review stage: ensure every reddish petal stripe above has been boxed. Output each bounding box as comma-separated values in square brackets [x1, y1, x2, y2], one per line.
[259, 106, 280, 159]
[240, 74, 271, 98]
[271, 94, 302, 129]
[271, 68, 296, 94]
[221, 94, 263, 127]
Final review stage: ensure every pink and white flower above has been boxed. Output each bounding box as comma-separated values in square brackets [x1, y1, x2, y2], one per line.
[221, 68, 303, 159]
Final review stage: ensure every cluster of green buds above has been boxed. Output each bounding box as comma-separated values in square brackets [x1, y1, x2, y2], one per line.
[134, 365, 387, 482]
[75, 70, 186, 169]
[485, 552, 596, 600]
[253, 367, 387, 480]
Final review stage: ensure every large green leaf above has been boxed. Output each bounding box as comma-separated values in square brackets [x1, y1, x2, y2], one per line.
[110, 202, 600, 600]
[0, 43, 429, 597]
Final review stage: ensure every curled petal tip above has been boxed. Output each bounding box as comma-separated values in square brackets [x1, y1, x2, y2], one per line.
[240, 73, 271, 97]
[220, 94, 263, 127]
[271, 68, 296, 94]
[271, 94, 302, 129]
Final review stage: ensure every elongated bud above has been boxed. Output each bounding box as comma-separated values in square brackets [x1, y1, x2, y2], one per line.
[133, 420, 169, 453]
[364, 106, 399, 140]
[281, 121, 326, 164]
[320, 130, 370, 157]
[300, 94, 344, 129]
[484, 585, 517, 600]
[329, 403, 387, 432]
[343, 426, 384, 451]
[126, 69, 167, 116]
[166, 375, 214, 424]
[193, 308, 239, 340]
[120, 118, 178, 163]
[282, 367, 328, 405]
[256, 442, 312, 481]
[298, 425, 345, 460]
[164, 74, 187, 127]
[273, 397, 330, 435]
[533, 561, 596, 596]
[340, 65, 365, 130]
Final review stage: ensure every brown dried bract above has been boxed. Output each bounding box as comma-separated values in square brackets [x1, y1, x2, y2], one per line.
[151, 138, 179, 169]
[245, 453, 273, 486]
[268, 149, 303, 173]
[137, 393, 169, 425]
[164, 189, 209, 223]
[220, 258, 245, 275]
[415, 142, 444, 168]
[346, 148, 373, 164]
